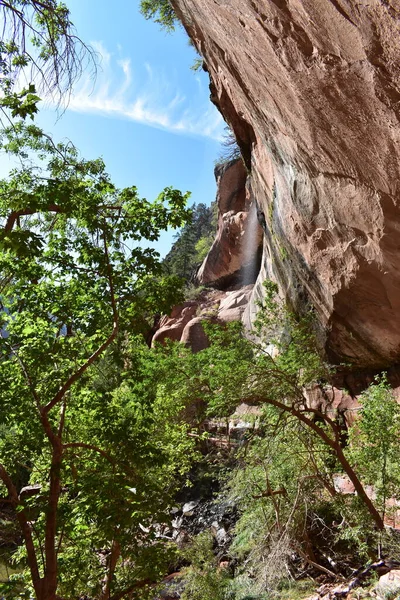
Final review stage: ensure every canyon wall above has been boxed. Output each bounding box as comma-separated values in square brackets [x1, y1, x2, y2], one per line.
[172, 0, 400, 368]
[197, 158, 263, 287]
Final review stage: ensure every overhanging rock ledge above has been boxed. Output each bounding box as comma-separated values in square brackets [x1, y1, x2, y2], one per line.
[172, 0, 400, 368]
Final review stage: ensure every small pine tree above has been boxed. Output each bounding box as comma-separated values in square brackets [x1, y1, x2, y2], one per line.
[163, 203, 216, 282]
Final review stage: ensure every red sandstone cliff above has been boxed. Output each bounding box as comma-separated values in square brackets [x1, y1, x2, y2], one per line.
[197, 158, 263, 287]
[151, 159, 261, 350]
[171, 0, 400, 368]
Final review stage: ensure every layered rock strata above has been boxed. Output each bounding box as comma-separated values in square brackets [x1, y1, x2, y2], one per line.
[172, 0, 400, 368]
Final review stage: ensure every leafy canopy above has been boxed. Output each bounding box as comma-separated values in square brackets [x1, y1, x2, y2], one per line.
[0, 19, 196, 595]
[140, 0, 178, 31]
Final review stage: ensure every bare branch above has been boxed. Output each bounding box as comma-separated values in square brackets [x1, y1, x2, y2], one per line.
[294, 544, 344, 581]
[0, 0, 97, 105]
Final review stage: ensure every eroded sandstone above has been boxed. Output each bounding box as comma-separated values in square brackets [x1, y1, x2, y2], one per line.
[172, 0, 400, 368]
[197, 158, 263, 287]
[151, 287, 254, 351]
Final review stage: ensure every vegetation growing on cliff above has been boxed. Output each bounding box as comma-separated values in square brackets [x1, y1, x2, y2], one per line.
[215, 126, 241, 166]
[148, 285, 400, 599]
[140, 0, 178, 31]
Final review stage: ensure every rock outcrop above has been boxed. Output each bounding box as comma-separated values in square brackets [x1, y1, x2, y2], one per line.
[151, 287, 254, 351]
[375, 570, 400, 599]
[152, 157, 263, 350]
[197, 158, 263, 287]
[172, 0, 400, 368]
[152, 302, 198, 346]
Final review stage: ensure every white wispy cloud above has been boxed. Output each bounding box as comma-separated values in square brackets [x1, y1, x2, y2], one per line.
[65, 41, 224, 140]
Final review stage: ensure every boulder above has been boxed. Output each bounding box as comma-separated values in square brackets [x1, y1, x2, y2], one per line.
[218, 286, 253, 322]
[375, 570, 400, 599]
[151, 288, 252, 350]
[152, 303, 198, 346]
[333, 474, 356, 495]
[182, 501, 199, 517]
[19, 484, 41, 501]
[210, 521, 229, 546]
[181, 316, 210, 352]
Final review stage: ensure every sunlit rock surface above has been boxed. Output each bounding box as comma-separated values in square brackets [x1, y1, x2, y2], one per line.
[172, 0, 400, 368]
[197, 159, 263, 287]
[151, 287, 253, 351]
[152, 302, 198, 346]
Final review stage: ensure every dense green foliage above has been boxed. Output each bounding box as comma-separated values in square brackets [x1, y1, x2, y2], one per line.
[0, 117, 196, 597]
[148, 285, 400, 598]
[0, 141, 195, 599]
[139, 0, 178, 31]
[348, 376, 400, 523]
[179, 533, 229, 600]
[163, 202, 217, 283]
[0, 4, 199, 598]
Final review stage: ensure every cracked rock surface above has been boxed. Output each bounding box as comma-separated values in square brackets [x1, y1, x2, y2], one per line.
[172, 0, 400, 367]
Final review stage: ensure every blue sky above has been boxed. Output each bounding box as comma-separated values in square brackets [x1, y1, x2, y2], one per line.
[34, 0, 225, 255]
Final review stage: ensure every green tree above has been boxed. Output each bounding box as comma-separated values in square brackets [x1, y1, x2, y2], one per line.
[180, 532, 229, 600]
[0, 78, 196, 598]
[164, 219, 198, 280]
[148, 290, 397, 593]
[163, 202, 215, 282]
[140, 0, 178, 32]
[154, 284, 386, 533]
[0, 3, 199, 599]
[348, 376, 400, 524]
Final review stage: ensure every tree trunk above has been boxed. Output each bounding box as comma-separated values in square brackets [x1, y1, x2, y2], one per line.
[100, 540, 121, 600]
[334, 444, 384, 530]
[249, 395, 385, 530]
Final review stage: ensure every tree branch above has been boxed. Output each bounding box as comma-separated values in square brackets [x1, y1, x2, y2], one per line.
[43, 322, 118, 413]
[63, 443, 116, 466]
[246, 394, 384, 530]
[43, 225, 119, 414]
[57, 400, 67, 438]
[294, 544, 343, 580]
[4, 204, 62, 232]
[0, 463, 42, 595]
[109, 578, 154, 600]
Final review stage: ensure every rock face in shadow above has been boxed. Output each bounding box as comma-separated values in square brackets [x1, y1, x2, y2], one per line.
[197, 159, 263, 287]
[171, 0, 400, 368]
